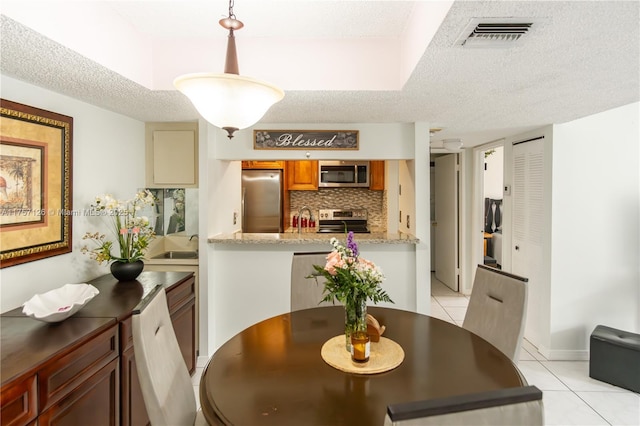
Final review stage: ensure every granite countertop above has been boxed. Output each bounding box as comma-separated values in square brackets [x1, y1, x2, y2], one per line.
[208, 230, 419, 245]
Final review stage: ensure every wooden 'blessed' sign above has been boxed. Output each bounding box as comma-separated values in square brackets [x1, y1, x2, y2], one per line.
[254, 130, 358, 150]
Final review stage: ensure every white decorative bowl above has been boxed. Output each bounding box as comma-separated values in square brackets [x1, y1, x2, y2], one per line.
[22, 284, 100, 323]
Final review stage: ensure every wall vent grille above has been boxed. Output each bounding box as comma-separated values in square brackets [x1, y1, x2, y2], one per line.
[456, 19, 536, 48]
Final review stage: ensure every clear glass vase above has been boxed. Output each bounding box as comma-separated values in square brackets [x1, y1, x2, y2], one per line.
[344, 297, 367, 352]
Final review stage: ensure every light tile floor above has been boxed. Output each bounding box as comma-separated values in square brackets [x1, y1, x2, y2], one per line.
[191, 274, 640, 425]
[429, 273, 640, 426]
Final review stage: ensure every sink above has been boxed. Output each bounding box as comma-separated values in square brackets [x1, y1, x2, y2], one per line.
[152, 251, 198, 259]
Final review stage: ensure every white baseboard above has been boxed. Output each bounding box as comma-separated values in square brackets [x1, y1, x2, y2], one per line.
[197, 355, 210, 368]
[538, 345, 589, 361]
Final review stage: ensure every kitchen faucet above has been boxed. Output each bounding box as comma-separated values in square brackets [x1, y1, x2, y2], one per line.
[297, 206, 314, 234]
[189, 234, 199, 241]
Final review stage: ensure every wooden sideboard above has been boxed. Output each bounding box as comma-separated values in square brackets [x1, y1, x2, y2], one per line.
[1, 271, 196, 426]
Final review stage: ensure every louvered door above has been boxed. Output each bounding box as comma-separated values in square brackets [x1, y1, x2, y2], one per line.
[512, 137, 545, 347]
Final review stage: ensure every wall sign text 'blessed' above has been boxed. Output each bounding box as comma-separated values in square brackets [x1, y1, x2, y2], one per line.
[253, 130, 359, 150]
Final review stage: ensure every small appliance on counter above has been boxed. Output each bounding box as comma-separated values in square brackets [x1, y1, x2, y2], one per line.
[242, 170, 283, 233]
[317, 209, 370, 233]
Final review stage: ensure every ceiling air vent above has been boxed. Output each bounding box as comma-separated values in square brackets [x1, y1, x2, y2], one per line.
[456, 18, 535, 48]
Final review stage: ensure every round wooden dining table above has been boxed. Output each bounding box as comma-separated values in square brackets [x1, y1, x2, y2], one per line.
[199, 306, 526, 426]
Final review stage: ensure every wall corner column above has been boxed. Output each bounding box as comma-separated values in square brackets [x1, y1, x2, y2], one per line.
[414, 122, 431, 315]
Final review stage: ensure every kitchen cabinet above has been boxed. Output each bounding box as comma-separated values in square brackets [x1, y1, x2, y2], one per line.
[146, 122, 198, 187]
[143, 262, 199, 360]
[242, 160, 284, 169]
[286, 160, 318, 190]
[369, 160, 385, 190]
[1, 271, 195, 426]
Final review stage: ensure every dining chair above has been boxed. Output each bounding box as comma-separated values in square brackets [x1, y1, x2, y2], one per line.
[290, 251, 335, 311]
[384, 385, 543, 425]
[132, 286, 207, 426]
[462, 264, 529, 362]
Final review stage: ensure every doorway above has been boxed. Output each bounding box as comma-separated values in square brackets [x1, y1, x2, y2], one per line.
[482, 146, 504, 269]
[432, 153, 459, 292]
[472, 142, 505, 272]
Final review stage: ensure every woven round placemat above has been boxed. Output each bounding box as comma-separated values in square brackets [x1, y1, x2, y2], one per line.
[320, 335, 405, 374]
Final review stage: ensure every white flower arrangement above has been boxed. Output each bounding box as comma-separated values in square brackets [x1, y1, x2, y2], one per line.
[81, 190, 156, 264]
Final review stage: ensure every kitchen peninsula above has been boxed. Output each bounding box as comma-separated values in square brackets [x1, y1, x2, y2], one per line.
[208, 230, 420, 351]
[209, 230, 418, 244]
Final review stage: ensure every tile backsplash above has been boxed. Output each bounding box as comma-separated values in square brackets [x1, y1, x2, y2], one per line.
[290, 188, 387, 230]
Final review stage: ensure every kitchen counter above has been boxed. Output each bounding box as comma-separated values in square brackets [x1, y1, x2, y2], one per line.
[144, 256, 199, 266]
[206, 230, 419, 350]
[208, 230, 419, 245]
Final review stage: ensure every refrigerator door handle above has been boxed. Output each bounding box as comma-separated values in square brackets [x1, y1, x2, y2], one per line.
[241, 187, 246, 232]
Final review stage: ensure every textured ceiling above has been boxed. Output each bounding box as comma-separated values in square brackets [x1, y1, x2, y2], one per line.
[1, 1, 639, 148]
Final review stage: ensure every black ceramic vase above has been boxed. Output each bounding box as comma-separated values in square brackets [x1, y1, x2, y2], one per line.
[110, 260, 144, 281]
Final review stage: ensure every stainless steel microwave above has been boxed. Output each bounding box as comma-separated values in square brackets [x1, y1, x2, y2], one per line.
[318, 161, 370, 188]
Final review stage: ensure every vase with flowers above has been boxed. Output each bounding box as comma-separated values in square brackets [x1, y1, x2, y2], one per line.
[82, 190, 156, 281]
[308, 232, 393, 352]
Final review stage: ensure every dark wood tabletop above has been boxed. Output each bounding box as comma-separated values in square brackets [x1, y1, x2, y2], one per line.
[200, 306, 526, 426]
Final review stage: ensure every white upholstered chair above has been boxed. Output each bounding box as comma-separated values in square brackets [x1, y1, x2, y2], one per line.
[290, 251, 336, 311]
[132, 287, 207, 426]
[462, 264, 529, 362]
[384, 386, 543, 426]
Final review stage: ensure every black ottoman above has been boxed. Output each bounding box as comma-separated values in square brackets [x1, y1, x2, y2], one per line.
[589, 325, 640, 393]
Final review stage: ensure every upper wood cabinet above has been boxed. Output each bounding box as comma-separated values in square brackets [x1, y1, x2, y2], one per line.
[146, 122, 198, 187]
[286, 160, 318, 190]
[369, 160, 385, 190]
[242, 161, 284, 170]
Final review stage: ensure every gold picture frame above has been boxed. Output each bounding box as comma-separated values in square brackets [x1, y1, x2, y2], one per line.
[0, 99, 73, 268]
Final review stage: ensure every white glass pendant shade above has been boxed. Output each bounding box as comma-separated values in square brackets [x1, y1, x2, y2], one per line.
[174, 72, 284, 133]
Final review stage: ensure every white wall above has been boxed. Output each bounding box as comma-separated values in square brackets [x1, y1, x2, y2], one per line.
[412, 122, 431, 314]
[397, 160, 415, 234]
[210, 243, 415, 350]
[0, 76, 145, 312]
[484, 147, 504, 199]
[386, 160, 400, 234]
[213, 123, 416, 161]
[550, 102, 639, 355]
[496, 104, 639, 359]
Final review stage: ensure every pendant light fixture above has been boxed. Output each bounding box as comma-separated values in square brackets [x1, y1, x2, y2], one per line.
[174, 0, 285, 139]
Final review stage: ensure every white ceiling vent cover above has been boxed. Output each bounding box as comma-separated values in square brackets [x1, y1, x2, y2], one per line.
[456, 18, 536, 48]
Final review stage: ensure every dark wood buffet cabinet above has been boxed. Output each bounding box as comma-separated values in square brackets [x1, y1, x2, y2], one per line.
[1, 271, 196, 426]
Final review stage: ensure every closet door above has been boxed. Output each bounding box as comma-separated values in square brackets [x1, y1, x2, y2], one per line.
[512, 138, 544, 347]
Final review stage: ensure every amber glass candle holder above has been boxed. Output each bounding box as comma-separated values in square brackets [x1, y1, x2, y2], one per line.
[350, 331, 370, 363]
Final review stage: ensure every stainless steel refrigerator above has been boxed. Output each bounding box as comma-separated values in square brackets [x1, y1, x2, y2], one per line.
[241, 169, 283, 233]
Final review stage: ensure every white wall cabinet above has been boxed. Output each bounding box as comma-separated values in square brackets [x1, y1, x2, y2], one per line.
[146, 122, 198, 187]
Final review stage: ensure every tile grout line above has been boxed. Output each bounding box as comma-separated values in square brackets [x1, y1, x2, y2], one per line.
[430, 276, 621, 425]
[536, 362, 612, 425]
[433, 288, 458, 323]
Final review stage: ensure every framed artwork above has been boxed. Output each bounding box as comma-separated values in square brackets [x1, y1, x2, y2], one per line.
[0, 99, 73, 268]
[254, 130, 359, 150]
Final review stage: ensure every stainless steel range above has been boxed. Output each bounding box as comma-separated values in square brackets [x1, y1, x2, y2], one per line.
[317, 209, 370, 233]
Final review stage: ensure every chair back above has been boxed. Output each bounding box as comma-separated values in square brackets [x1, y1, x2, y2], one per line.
[384, 385, 543, 426]
[132, 286, 197, 426]
[462, 264, 528, 361]
[291, 252, 337, 311]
